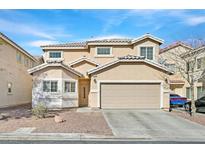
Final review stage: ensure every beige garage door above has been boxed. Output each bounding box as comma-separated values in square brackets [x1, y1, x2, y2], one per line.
[100, 83, 161, 109]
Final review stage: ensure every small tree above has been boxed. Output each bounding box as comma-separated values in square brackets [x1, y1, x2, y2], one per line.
[161, 40, 205, 115]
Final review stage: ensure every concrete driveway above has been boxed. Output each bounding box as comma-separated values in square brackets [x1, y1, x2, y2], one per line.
[103, 110, 205, 141]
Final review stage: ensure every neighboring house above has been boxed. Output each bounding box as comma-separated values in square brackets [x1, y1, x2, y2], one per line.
[28, 34, 173, 109]
[0, 32, 38, 108]
[34, 56, 44, 65]
[160, 42, 205, 100]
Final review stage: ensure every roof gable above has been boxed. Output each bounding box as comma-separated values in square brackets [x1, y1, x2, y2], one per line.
[69, 57, 99, 66]
[87, 55, 173, 75]
[160, 41, 193, 54]
[28, 62, 83, 77]
[131, 34, 164, 45]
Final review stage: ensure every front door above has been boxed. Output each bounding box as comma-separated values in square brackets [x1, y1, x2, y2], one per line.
[79, 79, 90, 107]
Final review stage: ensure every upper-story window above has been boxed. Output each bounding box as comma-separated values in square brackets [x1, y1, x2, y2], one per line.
[187, 60, 194, 72]
[197, 58, 202, 70]
[96, 47, 112, 56]
[140, 47, 154, 60]
[16, 51, 22, 63]
[49, 51, 62, 58]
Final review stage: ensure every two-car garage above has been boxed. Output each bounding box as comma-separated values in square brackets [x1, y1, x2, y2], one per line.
[100, 82, 161, 109]
[88, 56, 172, 109]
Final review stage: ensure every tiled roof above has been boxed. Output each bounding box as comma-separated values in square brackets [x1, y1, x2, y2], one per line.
[41, 34, 164, 49]
[160, 41, 193, 54]
[69, 56, 99, 66]
[118, 55, 146, 60]
[88, 55, 173, 75]
[169, 80, 185, 84]
[28, 61, 83, 77]
[41, 42, 86, 47]
[87, 38, 132, 43]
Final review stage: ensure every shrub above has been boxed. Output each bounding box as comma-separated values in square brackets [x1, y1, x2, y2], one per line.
[32, 102, 48, 119]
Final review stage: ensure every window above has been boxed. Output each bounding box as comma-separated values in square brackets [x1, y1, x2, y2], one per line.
[26, 59, 29, 67]
[43, 81, 58, 92]
[197, 58, 202, 70]
[187, 61, 194, 71]
[51, 81, 58, 92]
[7, 82, 12, 94]
[24, 58, 29, 67]
[21, 55, 24, 64]
[140, 47, 154, 60]
[197, 86, 205, 99]
[96, 47, 111, 56]
[49, 51, 62, 58]
[16, 51, 21, 63]
[64, 81, 76, 93]
[186, 87, 191, 99]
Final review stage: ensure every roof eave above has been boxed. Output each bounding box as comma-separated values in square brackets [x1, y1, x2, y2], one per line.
[87, 42, 130, 46]
[87, 59, 173, 75]
[0, 33, 38, 62]
[132, 35, 164, 45]
[41, 46, 87, 50]
[69, 57, 99, 66]
[28, 63, 83, 77]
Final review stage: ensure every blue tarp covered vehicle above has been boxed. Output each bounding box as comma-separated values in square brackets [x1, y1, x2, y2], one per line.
[169, 94, 188, 112]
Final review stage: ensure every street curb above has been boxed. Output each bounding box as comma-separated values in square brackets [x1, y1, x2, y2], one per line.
[0, 133, 151, 141]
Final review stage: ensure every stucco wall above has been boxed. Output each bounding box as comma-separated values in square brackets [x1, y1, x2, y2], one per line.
[72, 61, 97, 78]
[43, 39, 161, 65]
[88, 62, 170, 108]
[0, 38, 35, 108]
[32, 66, 79, 109]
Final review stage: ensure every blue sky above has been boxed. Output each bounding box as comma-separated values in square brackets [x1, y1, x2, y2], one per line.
[1, 9, 205, 56]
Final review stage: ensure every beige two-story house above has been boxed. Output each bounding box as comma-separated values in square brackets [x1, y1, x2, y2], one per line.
[0, 33, 38, 108]
[28, 34, 173, 109]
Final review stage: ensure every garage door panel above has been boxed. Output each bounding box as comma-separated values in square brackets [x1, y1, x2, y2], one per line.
[100, 83, 160, 109]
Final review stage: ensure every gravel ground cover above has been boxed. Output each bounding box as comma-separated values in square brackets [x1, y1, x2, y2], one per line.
[0, 104, 113, 136]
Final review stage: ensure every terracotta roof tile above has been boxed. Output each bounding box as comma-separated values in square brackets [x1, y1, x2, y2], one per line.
[160, 41, 193, 54]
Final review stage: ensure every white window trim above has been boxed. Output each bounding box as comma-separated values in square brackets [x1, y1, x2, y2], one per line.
[63, 79, 77, 94]
[95, 47, 114, 57]
[138, 45, 155, 61]
[42, 79, 60, 93]
[48, 51, 64, 60]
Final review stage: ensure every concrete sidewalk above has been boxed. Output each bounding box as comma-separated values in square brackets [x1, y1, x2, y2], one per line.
[0, 132, 151, 141]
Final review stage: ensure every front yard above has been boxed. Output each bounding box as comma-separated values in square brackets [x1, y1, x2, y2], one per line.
[0, 104, 113, 136]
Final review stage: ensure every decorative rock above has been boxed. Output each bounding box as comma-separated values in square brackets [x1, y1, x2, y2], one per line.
[0, 114, 5, 120]
[54, 115, 64, 123]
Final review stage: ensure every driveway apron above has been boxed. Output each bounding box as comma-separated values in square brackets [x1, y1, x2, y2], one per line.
[103, 110, 205, 141]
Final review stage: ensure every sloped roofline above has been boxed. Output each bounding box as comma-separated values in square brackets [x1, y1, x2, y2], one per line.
[87, 55, 173, 75]
[28, 62, 83, 77]
[131, 33, 164, 45]
[180, 45, 205, 58]
[68, 56, 100, 66]
[41, 33, 164, 50]
[0, 32, 38, 62]
[160, 41, 193, 54]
